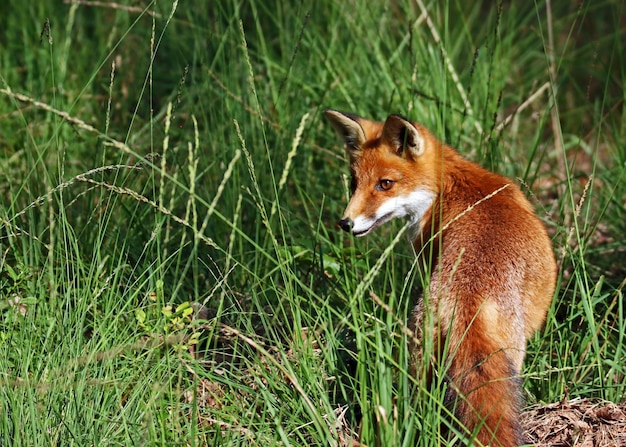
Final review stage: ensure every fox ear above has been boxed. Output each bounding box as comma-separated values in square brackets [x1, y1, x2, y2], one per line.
[324, 110, 367, 153]
[382, 114, 425, 158]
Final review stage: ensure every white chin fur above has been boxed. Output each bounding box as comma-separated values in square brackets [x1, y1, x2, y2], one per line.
[350, 188, 435, 236]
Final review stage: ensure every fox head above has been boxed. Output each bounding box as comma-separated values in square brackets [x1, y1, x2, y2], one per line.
[324, 110, 438, 237]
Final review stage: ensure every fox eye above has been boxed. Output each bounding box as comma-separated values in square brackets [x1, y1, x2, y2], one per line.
[376, 179, 395, 191]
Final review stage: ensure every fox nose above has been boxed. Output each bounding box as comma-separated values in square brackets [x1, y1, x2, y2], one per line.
[338, 218, 353, 233]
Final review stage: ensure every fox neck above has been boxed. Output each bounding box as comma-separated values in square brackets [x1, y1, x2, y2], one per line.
[400, 147, 460, 249]
[404, 188, 437, 240]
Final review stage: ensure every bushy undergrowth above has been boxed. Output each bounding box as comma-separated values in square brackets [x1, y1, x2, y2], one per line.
[1, 1, 624, 445]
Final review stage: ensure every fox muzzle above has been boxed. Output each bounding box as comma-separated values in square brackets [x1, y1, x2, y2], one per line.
[338, 218, 354, 233]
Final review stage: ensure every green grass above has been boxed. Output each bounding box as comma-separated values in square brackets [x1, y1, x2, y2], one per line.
[1, 0, 624, 445]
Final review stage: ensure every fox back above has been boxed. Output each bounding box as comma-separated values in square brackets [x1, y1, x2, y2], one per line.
[325, 110, 557, 447]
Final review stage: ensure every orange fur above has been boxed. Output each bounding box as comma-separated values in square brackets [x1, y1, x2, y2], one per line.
[325, 110, 557, 446]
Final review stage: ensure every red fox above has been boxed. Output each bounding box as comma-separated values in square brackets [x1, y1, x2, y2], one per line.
[325, 110, 557, 446]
